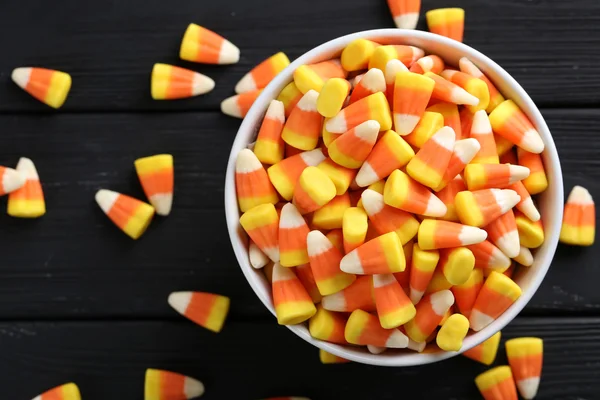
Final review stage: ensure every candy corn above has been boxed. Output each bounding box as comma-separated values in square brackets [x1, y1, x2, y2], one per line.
[560, 185, 595, 246]
[455, 189, 520, 227]
[321, 275, 375, 312]
[426, 102, 462, 139]
[489, 100, 544, 154]
[435, 137, 481, 191]
[135, 154, 174, 216]
[340, 231, 405, 274]
[514, 245, 534, 267]
[517, 148, 548, 195]
[505, 337, 543, 399]
[393, 71, 436, 135]
[470, 271, 522, 331]
[254, 100, 286, 165]
[475, 366, 518, 400]
[326, 92, 392, 134]
[293, 59, 347, 94]
[369, 45, 424, 71]
[31, 383, 81, 400]
[418, 219, 487, 250]
[440, 247, 475, 285]
[462, 331, 501, 365]
[437, 175, 466, 221]
[328, 120, 380, 169]
[515, 211, 544, 248]
[470, 110, 499, 164]
[278, 203, 310, 267]
[367, 344, 386, 354]
[168, 291, 230, 332]
[356, 130, 414, 187]
[12, 67, 72, 109]
[236, 149, 279, 212]
[235, 52, 290, 93]
[441, 69, 490, 112]
[249, 241, 269, 269]
[384, 59, 408, 104]
[464, 163, 530, 191]
[317, 158, 356, 195]
[510, 181, 541, 222]
[436, 313, 469, 351]
[485, 209, 520, 258]
[404, 111, 444, 149]
[361, 189, 420, 245]
[281, 90, 323, 150]
[221, 89, 262, 118]
[145, 368, 204, 400]
[459, 57, 505, 113]
[95, 190, 154, 239]
[426, 8, 465, 42]
[409, 243, 440, 304]
[151, 64, 214, 100]
[341, 39, 380, 71]
[293, 166, 336, 214]
[425, 72, 478, 106]
[317, 78, 351, 118]
[387, 0, 421, 29]
[319, 349, 350, 364]
[311, 193, 351, 230]
[307, 230, 356, 295]
[240, 203, 280, 262]
[410, 55, 445, 74]
[0, 166, 25, 196]
[277, 81, 303, 117]
[309, 305, 348, 344]
[373, 273, 416, 328]
[406, 126, 455, 189]
[404, 290, 455, 342]
[348, 68, 386, 105]
[180, 23, 239, 64]
[272, 263, 317, 324]
[7, 157, 45, 218]
[467, 240, 511, 273]
[295, 263, 322, 303]
[384, 169, 447, 217]
[342, 207, 368, 253]
[345, 309, 408, 348]
[451, 268, 483, 317]
[268, 148, 326, 200]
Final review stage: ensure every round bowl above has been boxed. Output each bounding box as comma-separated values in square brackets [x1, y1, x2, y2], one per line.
[225, 29, 563, 366]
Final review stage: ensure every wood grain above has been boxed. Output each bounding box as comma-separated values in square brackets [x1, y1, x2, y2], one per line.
[0, 0, 598, 111]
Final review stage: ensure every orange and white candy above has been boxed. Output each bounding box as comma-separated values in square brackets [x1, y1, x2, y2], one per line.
[240, 203, 280, 262]
[505, 337, 544, 399]
[475, 366, 519, 400]
[470, 271, 522, 331]
[409, 243, 440, 304]
[514, 245, 534, 267]
[221, 89, 262, 119]
[235, 149, 279, 213]
[267, 148, 326, 200]
[406, 126, 455, 189]
[464, 163, 530, 191]
[517, 148, 548, 195]
[135, 154, 174, 216]
[426, 8, 465, 42]
[179, 23, 239, 64]
[326, 92, 392, 134]
[341, 39, 381, 71]
[307, 230, 356, 295]
[361, 189, 420, 245]
[328, 120, 380, 169]
[31, 383, 81, 400]
[387, 0, 421, 29]
[470, 110, 499, 164]
[293, 59, 347, 94]
[0, 165, 25, 196]
[467, 240, 511, 273]
[424, 72, 479, 106]
[344, 309, 409, 348]
[373, 273, 416, 328]
[418, 219, 487, 250]
[168, 291, 230, 332]
[560, 185, 595, 246]
[292, 166, 336, 215]
[309, 304, 348, 344]
[340, 231, 405, 274]
[384, 59, 408, 105]
[254, 100, 286, 165]
[384, 169, 447, 217]
[279, 203, 310, 267]
[321, 275, 376, 312]
[459, 57, 505, 113]
[235, 52, 290, 93]
[434, 137, 481, 192]
[404, 290, 455, 343]
[510, 180, 541, 222]
[393, 71, 435, 135]
[151, 64, 214, 100]
[369, 45, 424, 72]
[462, 331, 502, 365]
[455, 188, 521, 228]
[451, 268, 483, 317]
[410, 55, 445, 74]
[282, 90, 323, 150]
[348, 68, 386, 104]
[145, 368, 204, 400]
[95, 190, 154, 239]
[12, 67, 72, 109]
[426, 102, 462, 139]
[485, 209, 520, 258]
[441, 69, 490, 112]
[272, 262, 317, 325]
[489, 100, 545, 154]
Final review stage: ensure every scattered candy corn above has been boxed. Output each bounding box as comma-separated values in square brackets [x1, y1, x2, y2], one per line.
[135, 154, 174, 216]
[95, 189, 154, 239]
[236, 52, 290, 93]
[505, 337, 543, 399]
[387, 0, 421, 29]
[426, 8, 465, 42]
[7, 158, 45, 218]
[151, 64, 214, 100]
[462, 331, 501, 365]
[470, 271, 522, 331]
[168, 291, 230, 333]
[180, 23, 239, 64]
[145, 368, 205, 400]
[12, 67, 72, 109]
[221, 89, 263, 118]
[272, 262, 317, 325]
[475, 366, 518, 400]
[31, 383, 81, 400]
[436, 313, 469, 351]
[560, 185, 595, 246]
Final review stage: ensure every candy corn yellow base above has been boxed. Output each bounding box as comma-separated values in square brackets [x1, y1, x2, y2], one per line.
[475, 365, 513, 392]
[7, 199, 45, 218]
[282, 128, 318, 151]
[407, 158, 444, 189]
[135, 154, 173, 174]
[203, 295, 230, 332]
[380, 307, 416, 330]
[455, 192, 485, 227]
[317, 274, 357, 297]
[276, 301, 317, 325]
[254, 141, 282, 165]
[46, 72, 72, 109]
[294, 65, 325, 94]
[123, 203, 156, 239]
[280, 249, 310, 267]
[560, 225, 594, 246]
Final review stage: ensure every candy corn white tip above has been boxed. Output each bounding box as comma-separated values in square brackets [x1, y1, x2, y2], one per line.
[16, 157, 39, 180]
[493, 189, 521, 213]
[280, 203, 306, 228]
[408, 338, 426, 352]
[520, 197, 541, 222]
[458, 57, 483, 78]
[321, 292, 346, 312]
[221, 95, 243, 118]
[394, 114, 420, 136]
[496, 231, 520, 258]
[567, 185, 593, 205]
[236, 149, 262, 173]
[300, 148, 326, 166]
[385, 59, 408, 83]
[451, 87, 479, 106]
[235, 73, 257, 94]
[410, 289, 424, 305]
[219, 40, 241, 64]
[430, 290, 455, 315]
[361, 189, 385, 215]
[307, 230, 333, 256]
[394, 13, 419, 30]
[490, 246, 512, 270]
[95, 189, 119, 214]
[340, 251, 363, 274]
[509, 165, 531, 182]
[149, 193, 173, 216]
[516, 246, 534, 267]
[2, 168, 26, 193]
[184, 376, 206, 398]
[367, 344, 386, 354]
[471, 110, 492, 134]
[432, 126, 456, 150]
[11, 67, 31, 89]
[297, 90, 319, 111]
[425, 195, 448, 217]
[167, 291, 193, 315]
[192, 73, 216, 96]
[265, 99, 286, 122]
[355, 120, 380, 142]
[454, 138, 481, 163]
[460, 225, 488, 245]
[517, 377, 540, 400]
[355, 162, 380, 187]
[386, 329, 409, 348]
[249, 242, 269, 269]
[325, 117, 348, 135]
[521, 129, 545, 154]
[469, 309, 494, 331]
[360, 68, 386, 92]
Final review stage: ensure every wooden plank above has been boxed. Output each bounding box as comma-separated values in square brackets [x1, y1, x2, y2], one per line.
[3, 317, 600, 399]
[0, 0, 599, 111]
[0, 109, 597, 319]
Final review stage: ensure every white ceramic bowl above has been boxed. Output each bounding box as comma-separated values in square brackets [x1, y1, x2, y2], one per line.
[225, 29, 563, 366]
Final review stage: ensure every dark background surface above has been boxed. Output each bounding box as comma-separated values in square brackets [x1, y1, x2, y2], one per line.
[1, 0, 599, 398]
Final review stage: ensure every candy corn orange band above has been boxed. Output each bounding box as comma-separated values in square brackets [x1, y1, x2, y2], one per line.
[295, 263, 322, 303]
[321, 275, 376, 312]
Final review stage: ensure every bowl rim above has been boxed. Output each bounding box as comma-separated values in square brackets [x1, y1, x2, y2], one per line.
[225, 28, 563, 366]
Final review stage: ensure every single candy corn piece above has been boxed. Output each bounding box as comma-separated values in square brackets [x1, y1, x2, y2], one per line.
[95, 190, 154, 239]
[384, 169, 447, 217]
[475, 366, 519, 400]
[470, 110, 499, 164]
[221, 89, 262, 118]
[441, 69, 490, 113]
[515, 211, 545, 248]
[369, 45, 424, 71]
[393, 72, 435, 135]
[455, 189, 521, 228]
[293, 166, 336, 214]
[440, 247, 475, 285]
[235, 52, 290, 93]
[409, 243, 440, 304]
[404, 290, 455, 342]
[321, 275, 376, 312]
[436, 313, 469, 351]
[438, 175, 467, 221]
[0, 166, 25, 196]
[272, 263, 317, 324]
[329, 120, 380, 169]
[361, 189, 420, 245]
[7, 158, 45, 218]
[470, 271, 522, 331]
[12, 67, 72, 109]
[309, 304, 348, 344]
[489, 100, 544, 154]
[467, 240, 511, 272]
[517, 148, 548, 195]
[387, 0, 421, 29]
[342, 207, 368, 253]
[326, 92, 392, 134]
[384, 59, 409, 105]
[407, 126, 455, 189]
[32, 383, 81, 400]
[373, 273, 416, 328]
[180, 23, 239, 64]
[345, 309, 409, 348]
[356, 130, 414, 187]
[410, 55, 445, 75]
[311, 193, 351, 230]
[307, 230, 356, 295]
[451, 268, 483, 317]
[319, 349, 350, 364]
[463, 331, 502, 365]
[505, 337, 544, 399]
[293, 59, 347, 94]
[459, 57, 505, 113]
[145, 368, 204, 400]
[341, 39, 381, 71]
[560, 185, 595, 246]
[151, 64, 214, 102]
[348, 68, 386, 105]
[426, 8, 465, 42]
[426, 102, 462, 139]
[510, 181, 541, 222]
[268, 148, 326, 200]
[317, 158, 356, 195]
[418, 219, 488, 250]
[277, 81, 303, 117]
[168, 291, 230, 333]
[404, 111, 444, 149]
[340, 231, 405, 274]
[295, 263, 322, 303]
[254, 100, 286, 165]
[279, 203, 310, 267]
[486, 209, 520, 258]
[240, 203, 280, 262]
[497, 136, 515, 158]
[249, 241, 269, 269]
[235, 149, 278, 212]
[514, 245, 533, 267]
[424, 72, 478, 106]
[317, 78, 351, 118]
[134, 154, 174, 216]
[464, 164, 530, 191]
[281, 90, 323, 150]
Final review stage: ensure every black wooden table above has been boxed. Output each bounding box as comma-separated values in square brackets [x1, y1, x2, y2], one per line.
[1, 0, 599, 399]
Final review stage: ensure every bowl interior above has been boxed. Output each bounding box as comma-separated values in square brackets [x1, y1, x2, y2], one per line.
[225, 29, 563, 366]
